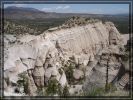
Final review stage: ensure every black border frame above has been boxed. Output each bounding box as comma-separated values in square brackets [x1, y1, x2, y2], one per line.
[0, 0, 132, 99]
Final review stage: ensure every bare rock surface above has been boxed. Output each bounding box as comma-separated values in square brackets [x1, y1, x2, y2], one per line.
[121, 34, 129, 45]
[4, 18, 126, 96]
[73, 69, 84, 80]
[59, 71, 67, 87]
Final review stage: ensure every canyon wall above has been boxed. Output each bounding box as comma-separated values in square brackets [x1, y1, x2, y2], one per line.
[4, 20, 125, 96]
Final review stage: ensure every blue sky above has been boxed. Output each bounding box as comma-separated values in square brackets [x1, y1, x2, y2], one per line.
[4, 4, 129, 14]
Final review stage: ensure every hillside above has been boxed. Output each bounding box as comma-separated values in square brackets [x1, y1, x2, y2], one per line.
[4, 6, 129, 34]
[4, 6, 107, 19]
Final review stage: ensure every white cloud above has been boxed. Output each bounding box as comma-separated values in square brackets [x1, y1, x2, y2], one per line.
[63, 5, 70, 9]
[55, 5, 70, 10]
[41, 7, 52, 11]
[14, 4, 26, 7]
[56, 6, 62, 10]
[42, 5, 71, 12]
[4, 4, 27, 8]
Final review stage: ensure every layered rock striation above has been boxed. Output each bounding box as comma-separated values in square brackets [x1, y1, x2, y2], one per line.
[4, 18, 126, 96]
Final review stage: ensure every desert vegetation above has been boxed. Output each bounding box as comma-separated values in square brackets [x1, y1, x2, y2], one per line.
[4, 14, 129, 35]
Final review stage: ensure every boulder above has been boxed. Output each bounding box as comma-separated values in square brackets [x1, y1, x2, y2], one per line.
[44, 66, 58, 80]
[73, 69, 84, 80]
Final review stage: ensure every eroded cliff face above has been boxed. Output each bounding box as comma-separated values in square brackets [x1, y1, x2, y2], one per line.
[4, 19, 126, 96]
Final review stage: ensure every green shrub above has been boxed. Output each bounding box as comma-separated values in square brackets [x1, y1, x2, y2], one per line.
[46, 79, 62, 96]
[84, 83, 117, 96]
[17, 72, 28, 94]
[105, 83, 117, 92]
[0, 97, 2, 100]
[36, 87, 46, 96]
[65, 63, 74, 84]
[84, 87, 105, 96]
[62, 85, 70, 96]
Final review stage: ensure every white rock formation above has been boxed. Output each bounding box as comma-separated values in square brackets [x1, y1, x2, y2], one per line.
[4, 20, 124, 96]
[59, 72, 67, 87]
[121, 34, 129, 45]
[73, 69, 84, 80]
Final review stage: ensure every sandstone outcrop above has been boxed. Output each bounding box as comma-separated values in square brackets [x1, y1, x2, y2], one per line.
[4, 17, 127, 96]
[32, 66, 45, 87]
[27, 70, 37, 96]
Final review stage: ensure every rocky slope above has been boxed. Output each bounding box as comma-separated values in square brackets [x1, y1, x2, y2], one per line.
[4, 17, 129, 96]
